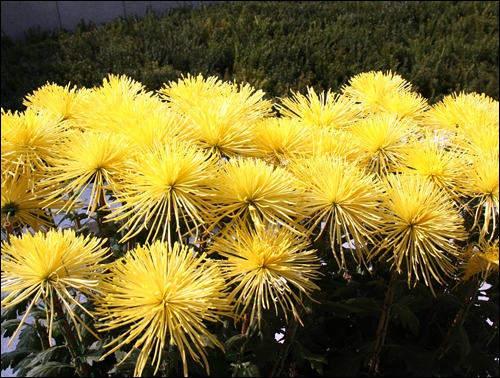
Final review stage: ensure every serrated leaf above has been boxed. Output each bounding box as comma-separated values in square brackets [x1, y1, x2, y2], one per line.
[391, 303, 419, 336]
[224, 333, 247, 350]
[238, 361, 260, 377]
[1, 348, 33, 371]
[26, 361, 74, 377]
[27, 345, 66, 367]
[453, 325, 471, 359]
[1, 318, 21, 338]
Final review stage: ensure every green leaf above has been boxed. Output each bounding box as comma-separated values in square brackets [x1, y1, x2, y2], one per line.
[238, 361, 261, 377]
[26, 361, 74, 377]
[224, 333, 247, 350]
[27, 345, 66, 367]
[1, 319, 21, 339]
[391, 303, 419, 336]
[1, 348, 33, 371]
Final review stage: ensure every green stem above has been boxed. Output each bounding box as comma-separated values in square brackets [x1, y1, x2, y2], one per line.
[52, 292, 90, 377]
[368, 269, 398, 376]
[232, 305, 256, 377]
[438, 279, 479, 358]
[269, 316, 299, 378]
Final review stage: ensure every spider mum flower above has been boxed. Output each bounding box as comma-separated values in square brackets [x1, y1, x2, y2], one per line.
[399, 131, 467, 201]
[1, 229, 110, 347]
[212, 157, 307, 235]
[373, 174, 467, 294]
[1, 172, 64, 233]
[277, 87, 360, 130]
[159, 74, 272, 157]
[253, 116, 314, 166]
[351, 113, 416, 175]
[94, 241, 231, 377]
[461, 239, 499, 281]
[465, 153, 499, 241]
[1, 108, 68, 189]
[311, 128, 364, 163]
[289, 155, 383, 269]
[342, 70, 413, 113]
[376, 90, 430, 124]
[23, 82, 90, 127]
[40, 130, 130, 216]
[106, 141, 218, 245]
[209, 219, 321, 328]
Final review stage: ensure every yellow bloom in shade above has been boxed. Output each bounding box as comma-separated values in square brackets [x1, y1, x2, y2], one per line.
[277, 87, 360, 130]
[40, 131, 130, 216]
[289, 155, 383, 269]
[209, 219, 321, 328]
[106, 141, 218, 245]
[252, 116, 313, 166]
[461, 239, 499, 281]
[373, 174, 468, 294]
[342, 70, 413, 113]
[466, 153, 499, 241]
[159, 74, 272, 157]
[1, 108, 68, 189]
[212, 157, 307, 235]
[1, 229, 110, 347]
[23, 82, 90, 126]
[94, 241, 231, 377]
[351, 113, 416, 174]
[1, 172, 64, 233]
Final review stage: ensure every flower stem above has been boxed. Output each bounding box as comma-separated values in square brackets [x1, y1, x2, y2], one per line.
[3, 221, 14, 243]
[269, 316, 299, 377]
[52, 293, 90, 377]
[368, 269, 398, 376]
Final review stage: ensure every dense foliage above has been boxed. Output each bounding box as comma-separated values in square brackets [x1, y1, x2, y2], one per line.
[1, 1, 499, 112]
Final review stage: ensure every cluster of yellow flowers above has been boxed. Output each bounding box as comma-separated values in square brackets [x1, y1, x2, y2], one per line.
[1, 71, 498, 376]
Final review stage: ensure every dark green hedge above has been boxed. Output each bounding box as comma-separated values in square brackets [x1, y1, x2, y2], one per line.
[1, 1, 498, 111]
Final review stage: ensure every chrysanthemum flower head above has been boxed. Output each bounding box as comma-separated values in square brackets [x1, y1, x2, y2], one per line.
[40, 130, 130, 216]
[159, 74, 273, 158]
[465, 152, 499, 241]
[289, 155, 383, 269]
[209, 219, 321, 328]
[277, 87, 360, 130]
[311, 127, 364, 163]
[341, 70, 413, 113]
[23, 82, 90, 127]
[106, 141, 218, 245]
[399, 130, 468, 201]
[372, 174, 468, 294]
[212, 157, 307, 235]
[460, 239, 499, 282]
[253, 116, 314, 166]
[376, 90, 430, 124]
[351, 113, 416, 175]
[1, 172, 64, 233]
[1, 229, 110, 347]
[1, 108, 68, 190]
[94, 241, 231, 377]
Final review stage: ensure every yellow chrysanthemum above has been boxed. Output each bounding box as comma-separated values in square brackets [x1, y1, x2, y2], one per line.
[465, 153, 499, 240]
[106, 141, 218, 245]
[76, 74, 157, 133]
[40, 130, 130, 216]
[1, 108, 68, 189]
[23, 82, 90, 127]
[252, 116, 314, 166]
[376, 90, 430, 124]
[311, 127, 364, 163]
[94, 241, 231, 377]
[461, 239, 499, 281]
[212, 157, 307, 235]
[424, 92, 499, 156]
[1, 172, 64, 233]
[342, 70, 413, 113]
[1, 229, 110, 347]
[351, 113, 416, 175]
[159, 74, 272, 157]
[209, 219, 321, 328]
[277, 87, 360, 130]
[289, 155, 383, 269]
[399, 130, 467, 200]
[373, 174, 468, 294]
